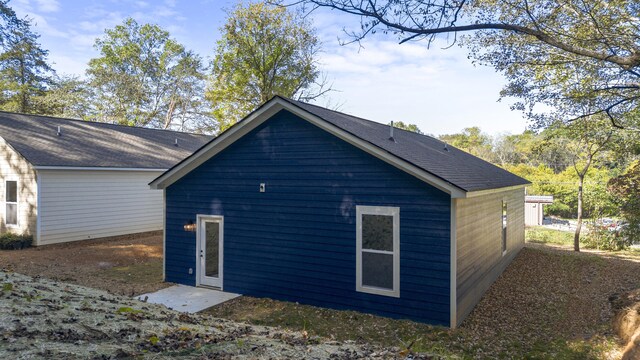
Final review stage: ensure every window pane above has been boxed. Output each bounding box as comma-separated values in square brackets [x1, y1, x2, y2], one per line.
[205, 222, 219, 277]
[502, 201, 507, 228]
[6, 204, 17, 225]
[6, 181, 16, 203]
[362, 252, 393, 289]
[362, 214, 393, 251]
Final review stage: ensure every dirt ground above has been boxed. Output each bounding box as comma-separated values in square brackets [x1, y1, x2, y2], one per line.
[0, 233, 166, 296]
[208, 245, 640, 359]
[2, 234, 640, 358]
[0, 271, 412, 359]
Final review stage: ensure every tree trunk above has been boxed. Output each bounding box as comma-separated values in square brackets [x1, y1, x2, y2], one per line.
[574, 175, 584, 252]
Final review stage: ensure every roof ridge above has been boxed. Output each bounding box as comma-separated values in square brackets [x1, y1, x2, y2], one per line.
[0, 110, 212, 137]
[279, 96, 444, 142]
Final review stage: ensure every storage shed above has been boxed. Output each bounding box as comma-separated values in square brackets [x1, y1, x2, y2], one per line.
[525, 195, 554, 226]
[150, 96, 530, 327]
[0, 112, 211, 245]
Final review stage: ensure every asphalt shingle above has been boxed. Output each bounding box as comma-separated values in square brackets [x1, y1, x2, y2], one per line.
[280, 97, 530, 192]
[0, 112, 212, 169]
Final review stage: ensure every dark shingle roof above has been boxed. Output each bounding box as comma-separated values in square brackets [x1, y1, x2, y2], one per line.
[0, 112, 212, 169]
[279, 97, 529, 192]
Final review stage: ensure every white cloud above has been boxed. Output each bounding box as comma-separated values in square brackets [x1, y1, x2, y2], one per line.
[35, 0, 59, 13]
[317, 39, 529, 135]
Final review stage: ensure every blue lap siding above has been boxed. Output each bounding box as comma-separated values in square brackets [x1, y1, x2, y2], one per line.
[165, 110, 452, 325]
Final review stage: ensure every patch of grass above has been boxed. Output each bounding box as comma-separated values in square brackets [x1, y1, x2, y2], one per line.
[2, 283, 13, 291]
[101, 261, 162, 285]
[526, 227, 574, 246]
[116, 306, 142, 314]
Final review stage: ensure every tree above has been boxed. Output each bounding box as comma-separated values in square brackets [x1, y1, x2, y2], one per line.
[207, 1, 329, 131]
[388, 121, 422, 134]
[439, 127, 493, 160]
[0, 1, 54, 113]
[299, 0, 640, 129]
[35, 75, 91, 119]
[608, 161, 640, 246]
[544, 118, 617, 251]
[86, 18, 211, 130]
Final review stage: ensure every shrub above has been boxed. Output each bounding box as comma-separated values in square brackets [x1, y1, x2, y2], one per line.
[0, 233, 33, 250]
[583, 224, 629, 251]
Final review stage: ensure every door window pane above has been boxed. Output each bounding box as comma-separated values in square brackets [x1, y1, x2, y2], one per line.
[362, 214, 393, 251]
[205, 222, 219, 277]
[362, 252, 393, 290]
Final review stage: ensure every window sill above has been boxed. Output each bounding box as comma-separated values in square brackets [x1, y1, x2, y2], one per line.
[357, 285, 400, 298]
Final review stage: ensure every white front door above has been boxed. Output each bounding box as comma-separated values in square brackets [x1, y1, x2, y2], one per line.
[197, 216, 223, 288]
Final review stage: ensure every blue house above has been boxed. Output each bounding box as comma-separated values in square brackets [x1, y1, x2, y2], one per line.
[150, 96, 529, 327]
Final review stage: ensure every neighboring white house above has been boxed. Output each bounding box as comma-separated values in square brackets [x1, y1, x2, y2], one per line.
[0, 112, 211, 246]
[525, 195, 554, 226]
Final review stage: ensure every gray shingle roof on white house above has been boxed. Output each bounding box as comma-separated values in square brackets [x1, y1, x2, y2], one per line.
[0, 112, 212, 169]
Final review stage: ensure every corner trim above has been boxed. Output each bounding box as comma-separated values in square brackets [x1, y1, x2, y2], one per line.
[450, 198, 457, 328]
[162, 189, 166, 282]
[35, 171, 41, 246]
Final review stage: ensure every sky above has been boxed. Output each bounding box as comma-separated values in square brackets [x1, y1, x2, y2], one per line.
[10, 0, 531, 136]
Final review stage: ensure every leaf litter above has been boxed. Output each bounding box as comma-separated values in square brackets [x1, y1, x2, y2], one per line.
[0, 271, 437, 359]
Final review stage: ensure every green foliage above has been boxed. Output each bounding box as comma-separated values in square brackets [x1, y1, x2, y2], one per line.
[463, 0, 640, 128]
[389, 121, 422, 134]
[207, 1, 324, 131]
[583, 225, 630, 251]
[35, 75, 91, 119]
[608, 161, 640, 245]
[525, 228, 573, 246]
[439, 127, 493, 160]
[149, 335, 160, 345]
[116, 306, 142, 314]
[0, 1, 54, 113]
[87, 18, 210, 130]
[0, 233, 32, 250]
[2, 283, 13, 291]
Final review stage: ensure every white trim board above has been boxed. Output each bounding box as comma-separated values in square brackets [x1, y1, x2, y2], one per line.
[195, 214, 224, 290]
[355, 205, 400, 298]
[149, 97, 467, 198]
[450, 198, 457, 328]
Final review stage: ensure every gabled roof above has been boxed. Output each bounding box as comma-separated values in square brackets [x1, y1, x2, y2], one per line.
[150, 96, 529, 197]
[0, 112, 212, 169]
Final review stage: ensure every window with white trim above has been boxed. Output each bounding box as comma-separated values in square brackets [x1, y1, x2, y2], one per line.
[5, 180, 17, 226]
[356, 206, 400, 297]
[501, 200, 507, 255]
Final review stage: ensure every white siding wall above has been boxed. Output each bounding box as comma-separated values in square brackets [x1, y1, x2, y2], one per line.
[525, 202, 544, 226]
[0, 137, 37, 237]
[38, 170, 163, 245]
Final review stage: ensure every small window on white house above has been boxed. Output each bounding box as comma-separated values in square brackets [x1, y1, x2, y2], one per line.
[501, 200, 507, 255]
[356, 206, 400, 297]
[5, 180, 17, 226]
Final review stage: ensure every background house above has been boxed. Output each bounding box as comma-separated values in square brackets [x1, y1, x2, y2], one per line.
[0, 112, 211, 246]
[150, 97, 530, 327]
[525, 195, 554, 226]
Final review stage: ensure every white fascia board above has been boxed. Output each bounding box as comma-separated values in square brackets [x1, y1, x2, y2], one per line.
[149, 101, 285, 189]
[465, 184, 528, 198]
[34, 166, 167, 172]
[149, 98, 467, 198]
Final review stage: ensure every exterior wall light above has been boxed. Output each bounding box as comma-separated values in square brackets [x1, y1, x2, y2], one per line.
[183, 220, 197, 232]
